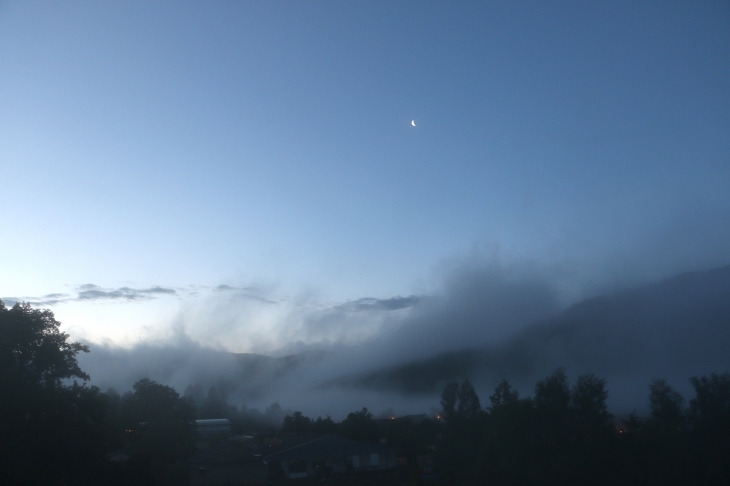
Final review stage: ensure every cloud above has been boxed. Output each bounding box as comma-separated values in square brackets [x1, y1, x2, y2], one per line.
[76, 284, 176, 301]
[334, 296, 420, 313]
[23, 245, 729, 419]
[215, 285, 237, 292]
[1, 296, 69, 307]
[213, 284, 278, 304]
[2, 284, 178, 307]
[72, 259, 568, 417]
[319, 265, 730, 415]
[44, 293, 69, 299]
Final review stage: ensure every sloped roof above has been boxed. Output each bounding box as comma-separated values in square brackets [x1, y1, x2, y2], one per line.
[264, 435, 393, 462]
[195, 419, 231, 426]
[191, 442, 261, 465]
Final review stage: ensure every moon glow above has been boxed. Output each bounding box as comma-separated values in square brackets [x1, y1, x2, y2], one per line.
[411, 120, 416, 126]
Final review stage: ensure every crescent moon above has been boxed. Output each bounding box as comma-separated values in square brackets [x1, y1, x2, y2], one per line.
[411, 120, 416, 127]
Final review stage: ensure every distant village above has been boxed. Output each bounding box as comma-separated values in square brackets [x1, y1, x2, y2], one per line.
[184, 412, 438, 485]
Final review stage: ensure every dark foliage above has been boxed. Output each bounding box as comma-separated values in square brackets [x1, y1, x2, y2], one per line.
[280, 411, 340, 437]
[282, 410, 313, 435]
[125, 379, 197, 484]
[0, 301, 104, 485]
[0, 300, 198, 485]
[689, 373, 730, 483]
[436, 370, 730, 486]
[340, 407, 379, 443]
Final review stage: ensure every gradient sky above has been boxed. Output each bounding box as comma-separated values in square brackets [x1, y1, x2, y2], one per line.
[1, 1, 729, 349]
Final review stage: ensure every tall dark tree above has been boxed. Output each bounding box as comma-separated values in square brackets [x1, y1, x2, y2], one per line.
[569, 374, 615, 484]
[282, 411, 312, 436]
[457, 379, 482, 421]
[480, 379, 534, 485]
[440, 379, 482, 423]
[649, 379, 687, 433]
[0, 301, 89, 385]
[341, 407, 378, 443]
[534, 368, 571, 416]
[437, 380, 484, 484]
[571, 374, 611, 424]
[125, 378, 196, 485]
[488, 379, 519, 412]
[531, 369, 574, 484]
[440, 381, 459, 423]
[0, 300, 104, 485]
[688, 373, 730, 483]
[312, 415, 338, 434]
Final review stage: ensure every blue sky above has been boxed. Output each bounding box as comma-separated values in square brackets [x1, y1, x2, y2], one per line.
[1, 1, 729, 350]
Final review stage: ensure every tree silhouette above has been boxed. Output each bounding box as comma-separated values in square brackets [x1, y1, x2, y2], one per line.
[440, 381, 459, 423]
[649, 379, 686, 433]
[341, 407, 378, 443]
[457, 379, 482, 421]
[571, 374, 611, 424]
[0, 301, 89, 385]
[534, 368, 571, 416]
[126, 378, 196, 485]
[312, 415, 338, 434]
[488, 379, 519, 412]
[480, 379, 534, 485]
[437, 380, 485, 483]
[0, 300, 104, 485]
[440, 379, 482, 423]
[282, 411, 312, 435]
[688, 373, 730, 483]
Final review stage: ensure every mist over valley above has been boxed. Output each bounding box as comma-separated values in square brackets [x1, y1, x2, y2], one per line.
[77, 265, 730, 419]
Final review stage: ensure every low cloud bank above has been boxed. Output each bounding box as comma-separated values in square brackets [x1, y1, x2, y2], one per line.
[75, 260, 563, 417]
[323, 265, 730, 415]
[75, 262, 730, 418]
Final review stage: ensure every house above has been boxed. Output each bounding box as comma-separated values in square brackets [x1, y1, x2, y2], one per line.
[190, 441, 267, 485]
[264, 435, 396, 479]
[195, 419, 232, 440]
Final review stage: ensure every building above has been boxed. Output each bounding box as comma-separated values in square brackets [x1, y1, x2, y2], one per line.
[195, 419, 232, 440]
[265, 435, 396, 479]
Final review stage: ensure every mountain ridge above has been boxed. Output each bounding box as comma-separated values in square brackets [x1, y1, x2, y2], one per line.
[323, 265, 730, 396]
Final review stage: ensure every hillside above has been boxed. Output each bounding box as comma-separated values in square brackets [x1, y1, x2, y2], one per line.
[327, 266, 730, 405]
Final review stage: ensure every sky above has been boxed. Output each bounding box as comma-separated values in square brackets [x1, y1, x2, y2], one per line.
[1, 0, 729, 382]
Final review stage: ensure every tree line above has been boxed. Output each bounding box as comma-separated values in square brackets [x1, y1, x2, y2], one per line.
[0, 301, 198, 484]
[433, 372, 730, 485]
[2, 299, 729, 485]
